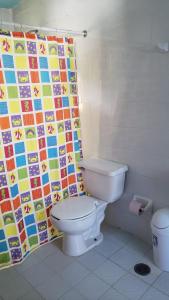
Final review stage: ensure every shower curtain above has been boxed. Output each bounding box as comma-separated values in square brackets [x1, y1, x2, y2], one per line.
[0, 30, 84, 269]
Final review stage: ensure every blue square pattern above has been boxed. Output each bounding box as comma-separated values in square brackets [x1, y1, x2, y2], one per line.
[0, 230, 5, 241]
[34, 99, 42, 111]
[62, 97, 69, 107]
[16, 155, 26, 167]
[68, 71, 76, 82]
[0, 102, 8, 115]
[27, 225, 37, 237]
[5, 71, 16, 84]
[74, 141, 80, 152]
[73, 131, 78, 141]
[68, 164, 75, 174]
[67, 58, 70, 69]
[47, 147, 58, 158]
[14, 142, 25, 154]
[39, 57, 48, 69]
[42, 173, 49, 185]
[0, 241, 8, 253]
[47, 136, 57, 147]
[2, 55, 14, 68]
[40, 71, 50, 83]
[10, 184, 19, 198]
[25, 214, 35, 226]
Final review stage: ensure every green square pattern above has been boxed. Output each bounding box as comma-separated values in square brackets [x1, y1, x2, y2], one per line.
[48, 44, 58, 55]
[57, 122, 64, 133]
[34, 200, 44, 211]
[25, 127, 36, 139]
[43, 85, 52, 96]
[3, 213, 15, 225]
[49, 159, 59, 169]
[29, 236, 38, 247]
[68, 46, 74, 57]
[63, 189, 69, 199]
[7, 86, 18, 98]
[0, 253, 10, 264]
[18, 168, 28, 180]
[75, 152, 80, 162]
[14, 40, 26, 54]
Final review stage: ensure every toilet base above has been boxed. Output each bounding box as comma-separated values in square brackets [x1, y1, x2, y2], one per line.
[62, 232, 103, 256]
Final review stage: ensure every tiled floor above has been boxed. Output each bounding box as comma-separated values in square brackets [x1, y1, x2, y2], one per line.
[0, 223, 169, 300]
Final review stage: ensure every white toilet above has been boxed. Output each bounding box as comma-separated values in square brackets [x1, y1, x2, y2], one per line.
[50, 158, 128, 256]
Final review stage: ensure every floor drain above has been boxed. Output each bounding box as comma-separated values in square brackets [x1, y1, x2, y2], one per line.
[134, 263, 151, 276]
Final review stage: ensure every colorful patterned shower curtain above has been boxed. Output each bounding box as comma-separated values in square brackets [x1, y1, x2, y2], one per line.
[0, 30, 83, 269]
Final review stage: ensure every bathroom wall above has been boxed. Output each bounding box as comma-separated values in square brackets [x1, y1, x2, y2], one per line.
[13, 0, 169, 243]
[0, 8, 13, 21]
[97, 0, 169, 243]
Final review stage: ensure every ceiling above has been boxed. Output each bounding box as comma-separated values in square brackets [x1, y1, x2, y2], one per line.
[0, 0, 21, 8]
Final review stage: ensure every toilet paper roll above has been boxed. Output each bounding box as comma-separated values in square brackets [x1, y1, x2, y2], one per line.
[129, 200, 144, 216]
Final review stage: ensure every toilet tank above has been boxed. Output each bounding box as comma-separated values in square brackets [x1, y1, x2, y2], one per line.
[79, 158, 128, 203]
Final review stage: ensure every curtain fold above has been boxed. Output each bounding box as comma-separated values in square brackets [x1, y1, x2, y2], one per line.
[0, 30, 83, 269]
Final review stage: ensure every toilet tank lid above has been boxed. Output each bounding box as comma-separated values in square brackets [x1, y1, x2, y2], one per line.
[78, 158, 128, 176]
[51, 195, 97, 220]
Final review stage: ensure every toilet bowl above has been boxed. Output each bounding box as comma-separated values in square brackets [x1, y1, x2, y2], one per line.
[50, 158, 128, 256]
[50, 195, 107, 256]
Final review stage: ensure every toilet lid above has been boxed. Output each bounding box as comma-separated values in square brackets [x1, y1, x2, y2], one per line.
[51, 195, 98, 220]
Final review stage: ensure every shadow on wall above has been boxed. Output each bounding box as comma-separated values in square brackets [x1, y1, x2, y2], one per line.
[76, 36, 103, 159]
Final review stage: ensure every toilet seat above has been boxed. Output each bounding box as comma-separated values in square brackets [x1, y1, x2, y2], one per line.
[51, 195, 98, 220]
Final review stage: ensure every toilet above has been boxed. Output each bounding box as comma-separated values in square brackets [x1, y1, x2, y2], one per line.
[50, 158, 128, 256]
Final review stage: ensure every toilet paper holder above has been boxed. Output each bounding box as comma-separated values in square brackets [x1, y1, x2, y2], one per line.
[132, 194, 153, 214]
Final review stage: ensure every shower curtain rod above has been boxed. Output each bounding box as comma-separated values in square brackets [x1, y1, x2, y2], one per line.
[0, 21, 87, 37]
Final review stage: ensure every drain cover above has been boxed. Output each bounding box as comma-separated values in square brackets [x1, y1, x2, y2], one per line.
[134, 263, 151, 276]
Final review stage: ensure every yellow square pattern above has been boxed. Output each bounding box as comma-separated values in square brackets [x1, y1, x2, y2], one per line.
[0, 37, 13, 54]
[19, 180, 30, 193]
[32, 85, 41, 98]
[58, 133, 65, 145]
[8, 171, 18, 186]
[15, 56, 28, 69]
[36, 211, 46, 222]
[22, 203, 33, 216]
[9, 101, 21, 113]
[43, 98, 54, 110]
[0, 85, 7, 101]
[61, 83, 68, 96]
[0, 217, 3, 229]
[5, 225, 17, 237]
[70, 58, 76, 70]
[12, 128, 24, 142]
[50, 170, 60, 181]
[26, 140, 38, 152]
[52, 191, 62, 203]
[41, 161, 48, 173]
[49, 57, 59, 69]
[0, 147, 4, 160]
[69, 96, 74, 107]
[77, 129, 81, 139]
[46, 123, 56, 136]
[37, 41, 47, 55]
